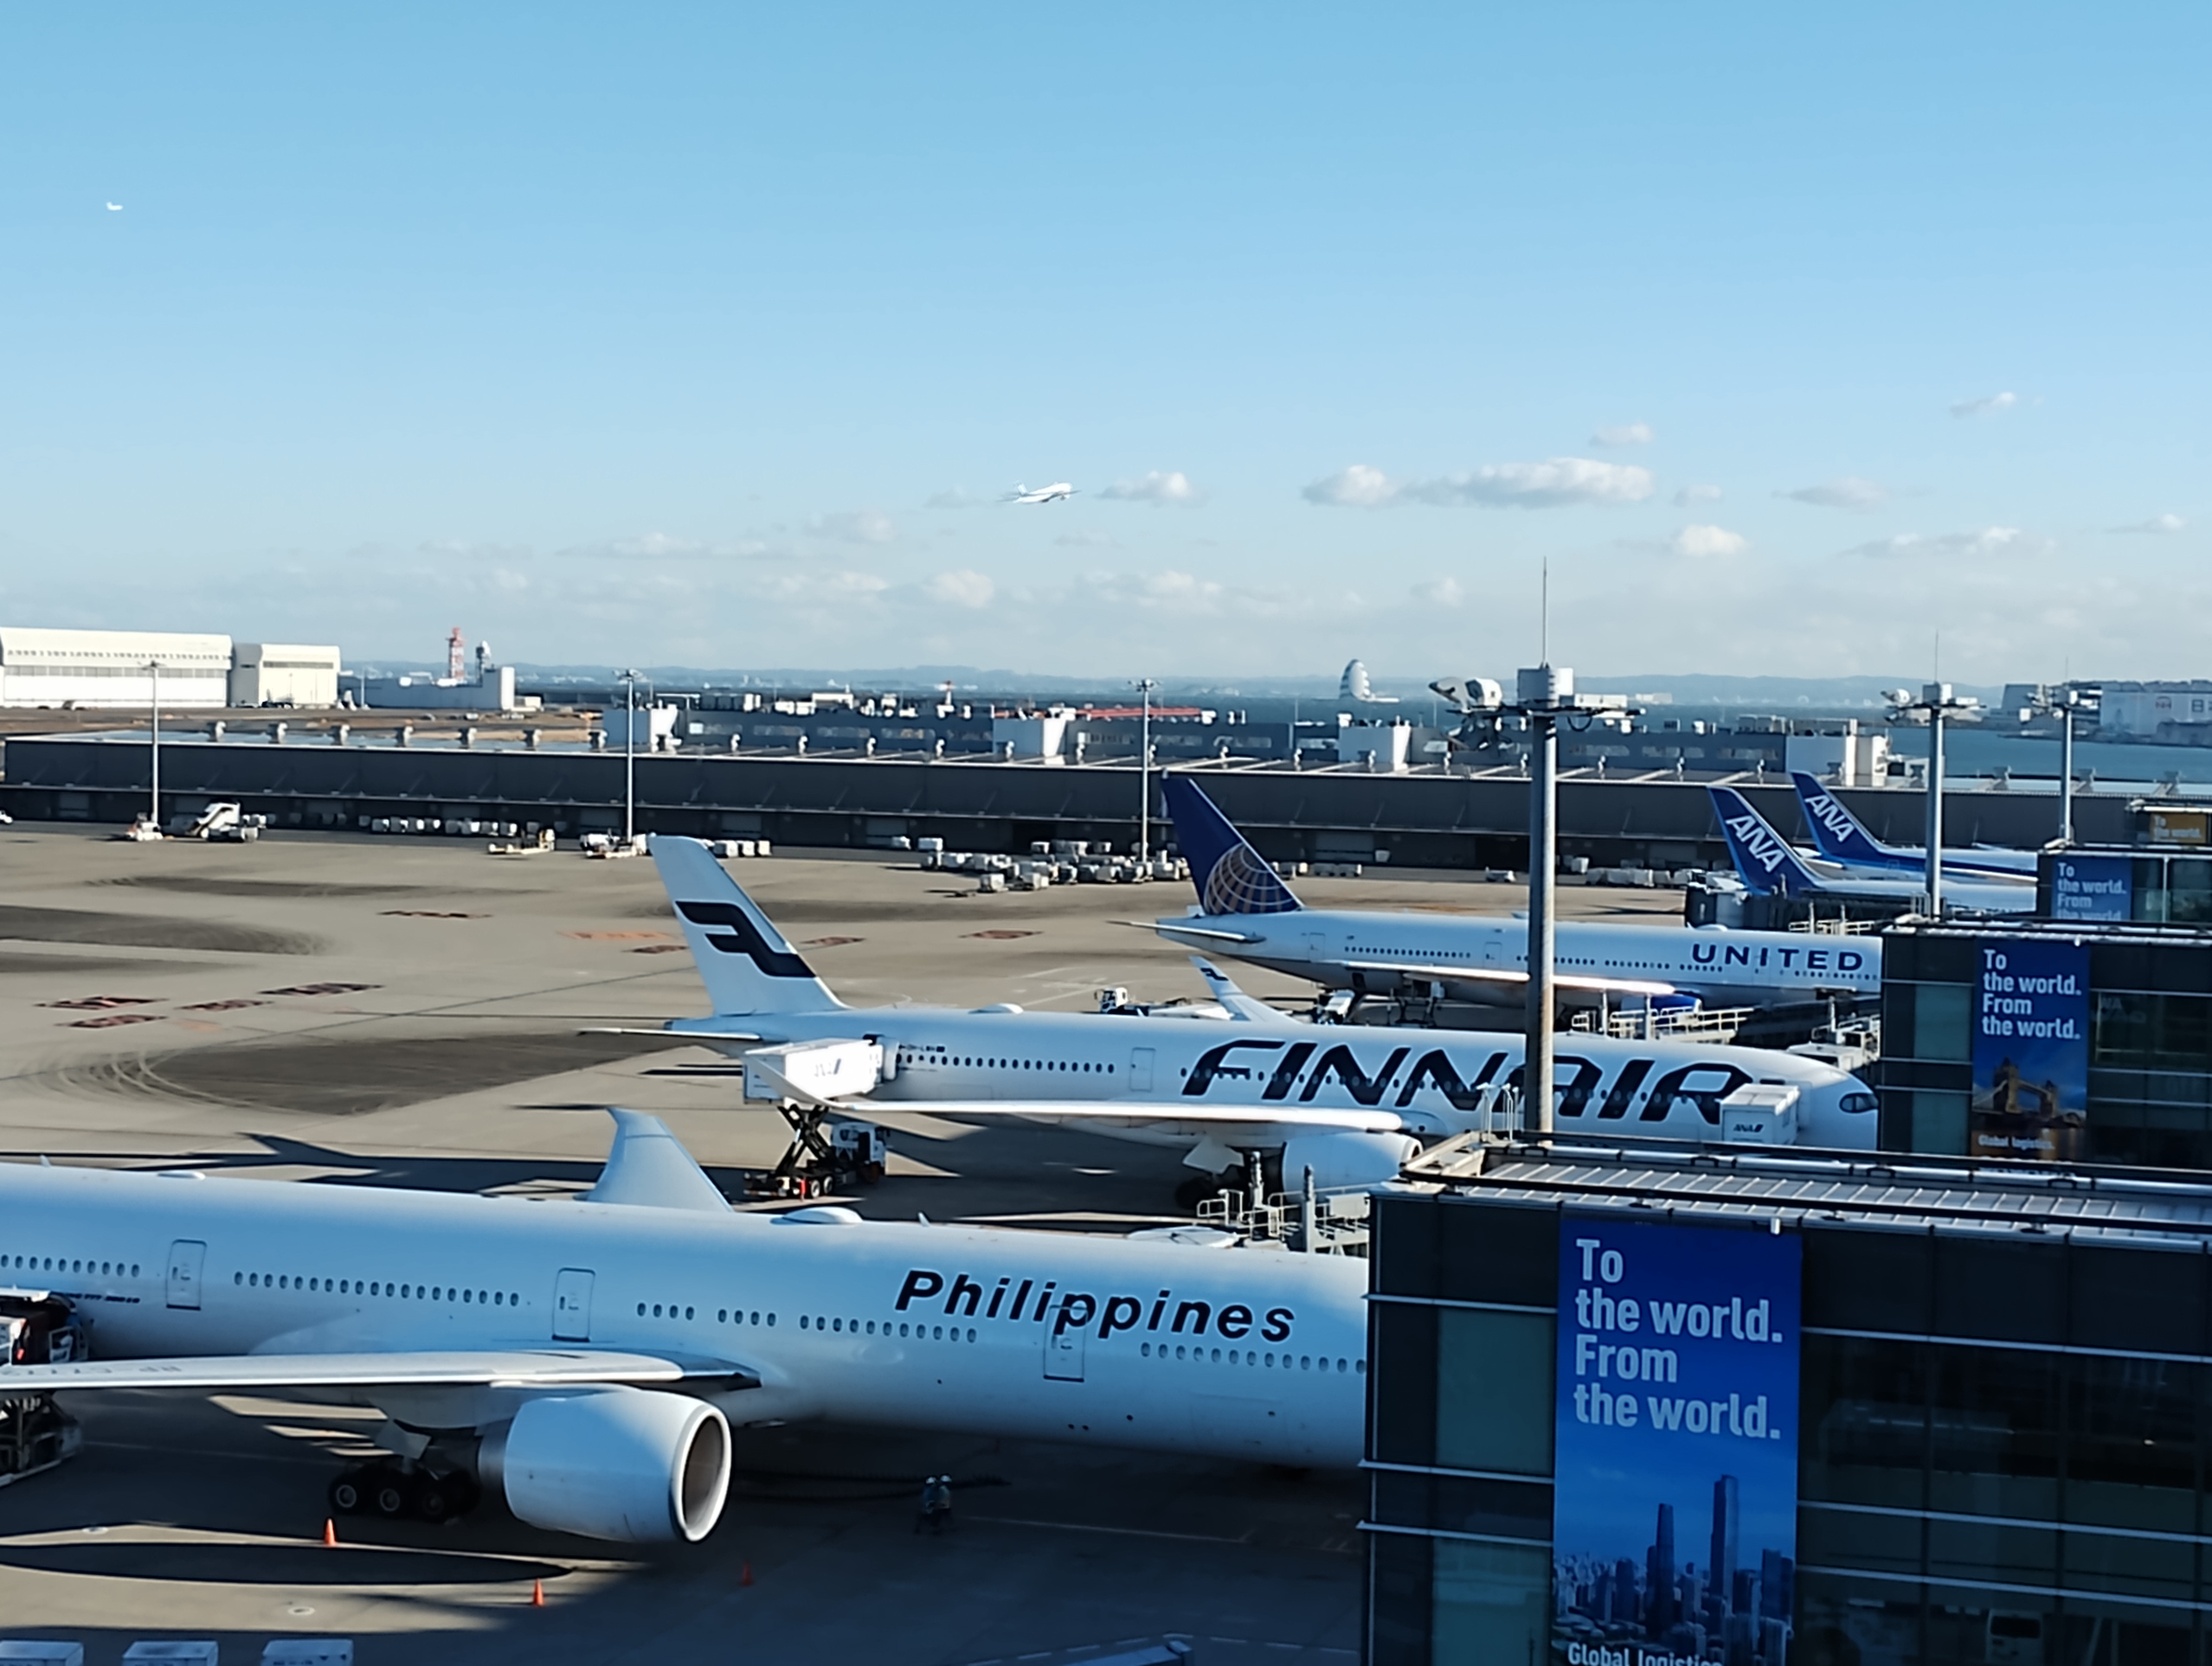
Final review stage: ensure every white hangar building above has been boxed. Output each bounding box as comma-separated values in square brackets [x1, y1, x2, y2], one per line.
[0, 629, 235, 709]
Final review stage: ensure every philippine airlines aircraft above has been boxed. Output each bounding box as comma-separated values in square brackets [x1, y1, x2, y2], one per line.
[0, 1111, 1366, 1542]
[643, 836, 1877, 1177]
[1006, 482, 1076, 504]
[1710, 787, 2034, 913]
[1789, 771, 2040, 881]
[1148, 776, 1880, 1009]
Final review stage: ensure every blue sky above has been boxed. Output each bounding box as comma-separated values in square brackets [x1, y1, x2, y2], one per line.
[4, 5, 2205, 682]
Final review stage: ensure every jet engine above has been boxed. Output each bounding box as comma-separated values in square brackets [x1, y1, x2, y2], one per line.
[1281, 1131, 1418, 1193]
[482, 1389, 731, 1543]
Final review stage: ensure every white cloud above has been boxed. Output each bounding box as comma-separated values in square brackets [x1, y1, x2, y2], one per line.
[1412, 576, 1466, 607]
[924, 569, 995, 608]
[1782, 477, 1888, 510]
[807, 509, 896, 544]
[1669, 524, 1748, 558]
[2111, 512, 2187, 535]
[1844, 526, 2028, 559]
[1950, 390, 2019, 418]
[1302, 464, 1398, 507]
[1099, 470, 1201, 504]
[1308, 457, 1654, 509]
[1673, 483, 1722, 507]
[1590, 422, 1654, 447]
[925, 489, 986, 510]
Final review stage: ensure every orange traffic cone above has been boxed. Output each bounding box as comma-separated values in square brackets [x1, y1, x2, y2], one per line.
[531, 1579, 545, 1609]
[740, 1562, 754, 1588]
[322, 1519, 338, 1548]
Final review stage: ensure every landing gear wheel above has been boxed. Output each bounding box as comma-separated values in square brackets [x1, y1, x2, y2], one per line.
[329, 1472, 364, 1514]
[415, 1481, 452, 1521]
[374, 1479, 408, 1517]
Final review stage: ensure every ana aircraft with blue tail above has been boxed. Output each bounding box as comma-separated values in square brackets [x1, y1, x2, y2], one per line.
[1789, 771, 2040, 881]
[1709, 786, 2035, 913]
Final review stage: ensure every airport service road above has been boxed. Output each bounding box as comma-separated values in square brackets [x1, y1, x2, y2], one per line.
[0, 828, 1675, 1663]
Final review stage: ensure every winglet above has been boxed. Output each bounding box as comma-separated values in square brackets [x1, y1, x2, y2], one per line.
[583, 1108, 729, 1213]
[1191, 957, 1300, 1026]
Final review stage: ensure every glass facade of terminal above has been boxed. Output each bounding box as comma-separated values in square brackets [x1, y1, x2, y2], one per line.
[1367, 1191, 2212, 1665]
[1880, 925, 2212, 1171]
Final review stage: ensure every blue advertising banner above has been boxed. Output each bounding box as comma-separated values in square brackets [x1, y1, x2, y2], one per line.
[2049, 855, 2133, 923]
[1971, 938, 2089, 1161]
[1554, 1217, 1800, 1666]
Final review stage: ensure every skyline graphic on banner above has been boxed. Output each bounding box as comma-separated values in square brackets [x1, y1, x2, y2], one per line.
[1553, 1217, 1800, 1666]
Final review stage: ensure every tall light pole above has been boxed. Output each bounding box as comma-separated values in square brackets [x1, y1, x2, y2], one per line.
[619, 668, 642, 844]
[2041, 687, 2082, 846]
[147, 658, 162, 832]
[1512, 664, 1574, 1137]
[1134, 678, 1158, 863]
[1888, 682, 1979, 914]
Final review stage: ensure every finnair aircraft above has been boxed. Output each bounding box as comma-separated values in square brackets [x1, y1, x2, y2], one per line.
[0, 1111, 1366, 1542]
[1710, 787, 2034, 913]
[1007, 482, 1076, 504]
[1148, 776, 1880, 1009]
[1789, 771, 2039, 880]
[644, 836, 1877, 1180]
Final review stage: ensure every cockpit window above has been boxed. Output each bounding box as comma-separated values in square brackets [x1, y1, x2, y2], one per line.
[1839, 1092, 1879, 1114]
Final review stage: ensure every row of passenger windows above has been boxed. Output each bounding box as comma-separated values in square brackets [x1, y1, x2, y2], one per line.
[234, 1271, 519, 1307]
[1141, 1341, 1363, 1373]
[3, 1254, 138, 1278]
[931, 1056, 1113, 1074]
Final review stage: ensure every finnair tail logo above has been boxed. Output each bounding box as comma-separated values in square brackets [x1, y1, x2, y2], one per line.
[1724, 813, 1790, 874]
[674, 900, 817, 978]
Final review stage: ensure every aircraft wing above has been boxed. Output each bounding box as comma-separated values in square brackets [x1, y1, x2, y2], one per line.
[854, 1098, 1405, 1134]
[5, 1349, 758, 1394]
[1338, 960, 1679, 998]
[1141, 920, 1268, 944]
[581, 1027, 766, 1044]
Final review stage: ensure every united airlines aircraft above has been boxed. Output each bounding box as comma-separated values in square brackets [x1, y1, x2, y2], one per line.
[1789, 771, 2039, 880]
[0, 1111, 1366, 1542]
[1710, 787, 2034, 913]
[642, 836, 1878, 1182]
[1148, 775, 1881, 1010]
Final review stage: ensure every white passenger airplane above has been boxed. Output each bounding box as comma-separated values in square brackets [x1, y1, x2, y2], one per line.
[1148, 776, 1881, 1010]
[1711, 787, 2035, 913]
[642, 836, 1877, 1180]
[1789, 771, 2040, 881]
[1006, 482, 1076, 504]
[0, 1111, 1366, 1542]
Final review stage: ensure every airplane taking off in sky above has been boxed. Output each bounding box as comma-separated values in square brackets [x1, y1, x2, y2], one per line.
[1789, 771, 2040, 880]
[1149, 776, 1881, 1010]
[642, 836, 1878, 1181]
[0, 1110, 1367, 1542]
[1006, 482, 1076, 504]
[1709, 787, 2035, 913]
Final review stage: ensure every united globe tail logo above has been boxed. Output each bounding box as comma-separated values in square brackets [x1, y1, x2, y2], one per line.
[1553, 1217, 1800, 1666]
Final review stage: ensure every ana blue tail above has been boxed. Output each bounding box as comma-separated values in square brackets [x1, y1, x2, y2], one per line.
[1790, 771, 1895, 865]
[1707, 786, 1823, 897]
[1160, 774, 1303, 916]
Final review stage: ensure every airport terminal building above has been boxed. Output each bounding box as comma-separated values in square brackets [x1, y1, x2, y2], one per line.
[1367, 1140, 2212, 1666]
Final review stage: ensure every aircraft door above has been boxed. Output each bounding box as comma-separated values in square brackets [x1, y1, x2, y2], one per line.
[1128, 1047, 1154, 1093]
[552, 1268, 595, 1342]
[1044, 1309, 1086, 1382]
[165, 1240, 206, 1310]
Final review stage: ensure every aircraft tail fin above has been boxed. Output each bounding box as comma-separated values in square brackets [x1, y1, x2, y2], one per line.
[1790, 771, 1894, 864]
[1160, 774, 1303, 915]
[1707, 786, 1822, 898]
[647, 835, 845, 1014]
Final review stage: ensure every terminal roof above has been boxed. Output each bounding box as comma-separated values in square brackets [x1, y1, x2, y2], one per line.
[1404, 1133, 2212, 1248]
